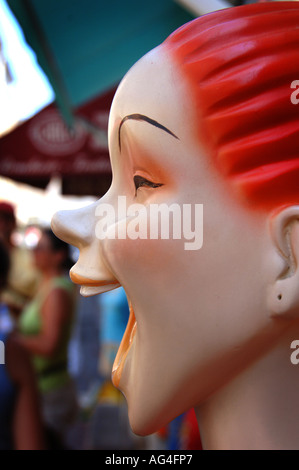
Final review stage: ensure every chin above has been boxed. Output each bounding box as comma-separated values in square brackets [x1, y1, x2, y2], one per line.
[125, 379, 186, 437]
[127, 402, 168, 437]
[129, 417, 156, 437]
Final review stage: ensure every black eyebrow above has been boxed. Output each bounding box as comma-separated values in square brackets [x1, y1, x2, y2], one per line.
[118, 113, 179, 151]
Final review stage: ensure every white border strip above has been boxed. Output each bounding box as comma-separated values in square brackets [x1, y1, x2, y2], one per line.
[0, 340, 4, 364]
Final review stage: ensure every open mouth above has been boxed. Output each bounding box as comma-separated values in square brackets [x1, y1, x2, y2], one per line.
[70, 269, 136, 387]
[112, 300, 137, 388]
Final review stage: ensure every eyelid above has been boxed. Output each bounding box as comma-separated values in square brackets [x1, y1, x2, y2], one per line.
[133, 174, 163, 191]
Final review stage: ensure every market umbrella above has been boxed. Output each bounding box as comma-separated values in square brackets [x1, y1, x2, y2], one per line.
[0, 87, 116, 196]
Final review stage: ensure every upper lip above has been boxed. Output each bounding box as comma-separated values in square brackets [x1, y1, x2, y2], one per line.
[70, 271, 120, 288]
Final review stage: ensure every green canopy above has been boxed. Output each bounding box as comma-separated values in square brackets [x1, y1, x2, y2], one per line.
[7, 0, 194, 124]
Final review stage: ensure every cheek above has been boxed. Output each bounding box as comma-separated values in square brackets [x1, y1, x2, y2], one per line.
[102, 225, 188, 292]
[103, 236, 167, 290]
[100, 200, 207, 304]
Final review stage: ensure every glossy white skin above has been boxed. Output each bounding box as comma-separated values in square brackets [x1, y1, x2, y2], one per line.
[52, 45, 299, 443]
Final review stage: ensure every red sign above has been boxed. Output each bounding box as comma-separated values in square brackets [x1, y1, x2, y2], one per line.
[0, 87, 116, 182]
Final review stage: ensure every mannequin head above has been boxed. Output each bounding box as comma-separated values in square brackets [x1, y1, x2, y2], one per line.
[52, 2, 299, 437]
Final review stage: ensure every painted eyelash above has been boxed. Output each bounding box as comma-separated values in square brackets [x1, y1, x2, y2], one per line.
[133, 175, 163, 191]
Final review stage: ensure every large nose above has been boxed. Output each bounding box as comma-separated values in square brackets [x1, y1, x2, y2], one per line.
[51, 200, 120, 291]
[51, 201, 97, 248]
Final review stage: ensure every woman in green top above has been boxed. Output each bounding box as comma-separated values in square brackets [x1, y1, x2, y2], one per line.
[17, 228, 78, 448]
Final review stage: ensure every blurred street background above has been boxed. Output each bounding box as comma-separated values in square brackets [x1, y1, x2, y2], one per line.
[0, 0, 282, 450]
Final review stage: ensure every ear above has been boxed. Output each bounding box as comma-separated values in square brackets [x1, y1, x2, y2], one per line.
[267, 206, 299, 318]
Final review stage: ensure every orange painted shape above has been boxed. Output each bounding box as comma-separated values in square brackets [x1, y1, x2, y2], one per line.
[69, 271, 119, 287]
[112, 303, 137, 388]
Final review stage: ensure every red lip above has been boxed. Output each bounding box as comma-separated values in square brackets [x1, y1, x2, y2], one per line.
[70, 271, 119, 287]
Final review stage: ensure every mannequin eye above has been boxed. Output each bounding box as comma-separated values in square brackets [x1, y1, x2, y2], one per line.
[133, 175, 163, 192]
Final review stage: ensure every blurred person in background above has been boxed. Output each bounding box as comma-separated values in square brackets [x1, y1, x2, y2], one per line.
[85, 288, 138, 450]
[98, 287, 130, 384]
[16, 228, 78, 449]
[0, 239, 45, 450]
[0, 201, 39, 323]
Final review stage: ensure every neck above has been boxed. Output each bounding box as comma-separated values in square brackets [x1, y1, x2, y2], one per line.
[195, 325, 299, 450]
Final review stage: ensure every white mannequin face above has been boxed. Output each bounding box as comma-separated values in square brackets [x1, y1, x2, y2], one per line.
[52, 46, 284, 435]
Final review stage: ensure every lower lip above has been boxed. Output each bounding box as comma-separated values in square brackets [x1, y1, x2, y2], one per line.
[112, 301, 137, 388]
[80, 284, 120, 296]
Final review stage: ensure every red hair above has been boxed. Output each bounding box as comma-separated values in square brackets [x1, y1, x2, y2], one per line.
[163, 2, 299, 210]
